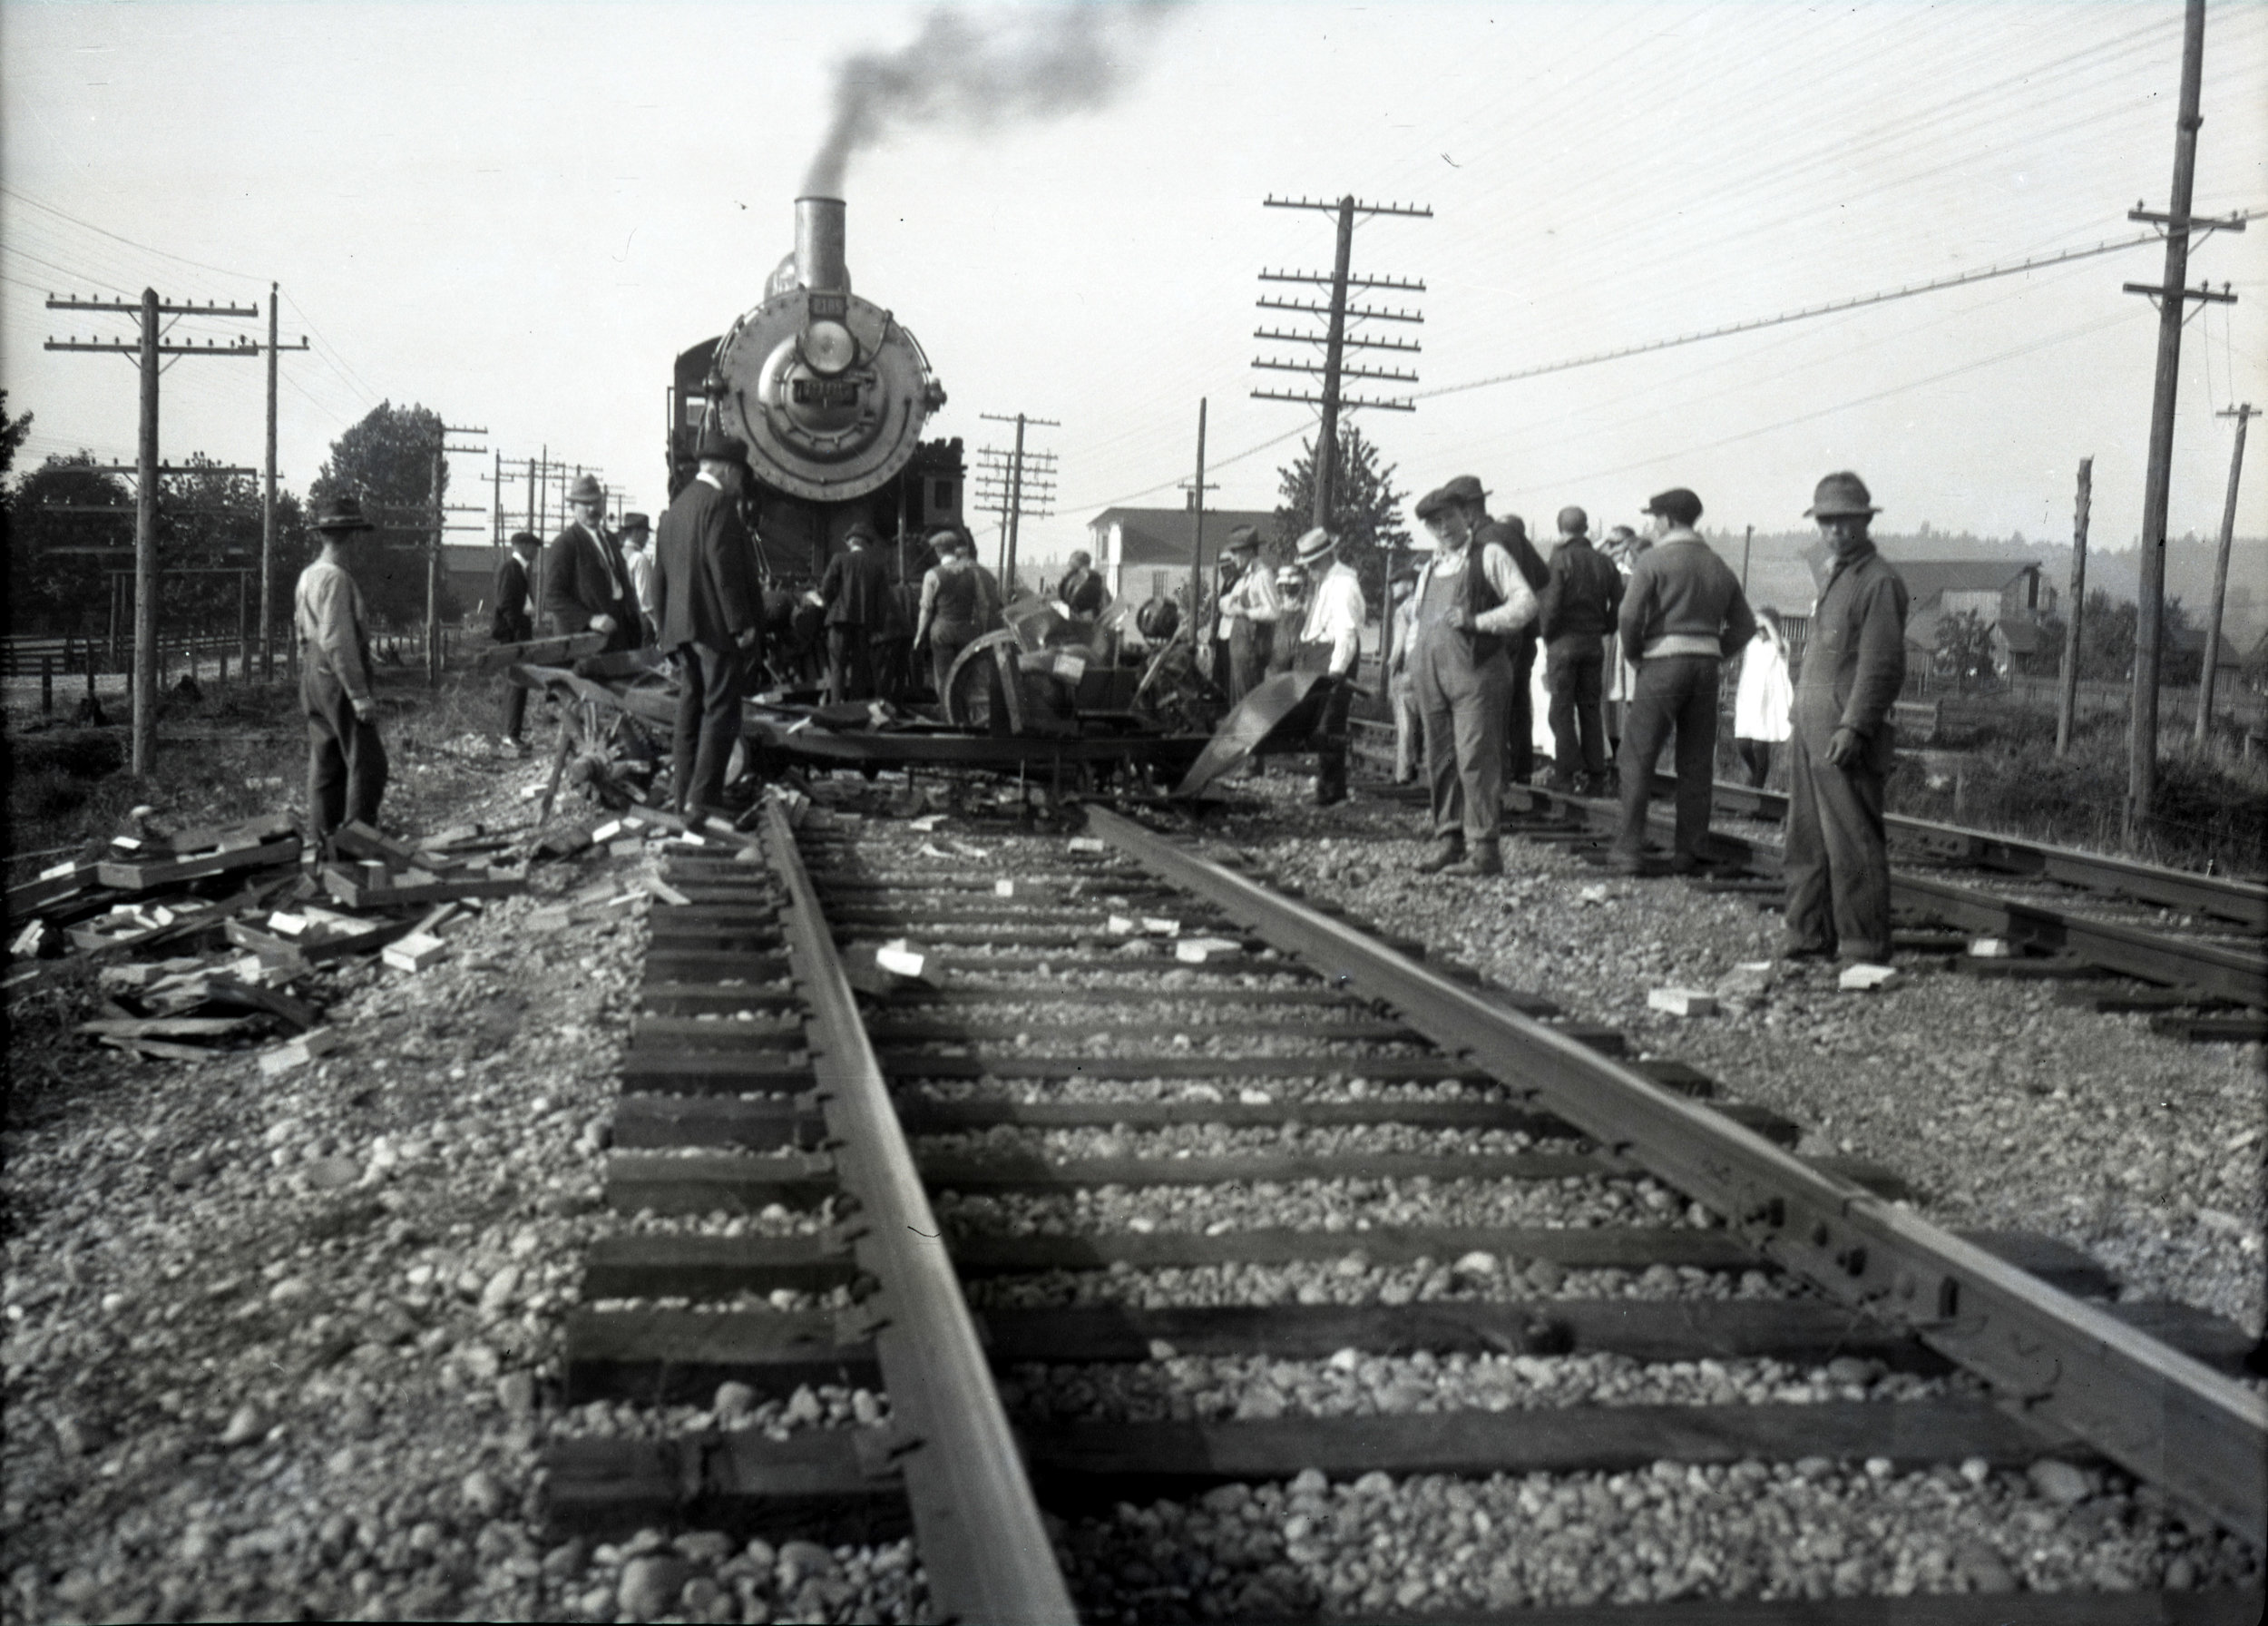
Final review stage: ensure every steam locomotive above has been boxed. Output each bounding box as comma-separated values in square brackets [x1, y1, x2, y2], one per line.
[667, 196, 964, 584]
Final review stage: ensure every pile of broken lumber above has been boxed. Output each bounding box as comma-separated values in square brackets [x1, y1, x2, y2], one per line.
[5, 813, 528, 1067]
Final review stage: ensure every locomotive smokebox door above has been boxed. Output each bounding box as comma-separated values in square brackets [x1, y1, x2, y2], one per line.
[708, 196, 946, 505]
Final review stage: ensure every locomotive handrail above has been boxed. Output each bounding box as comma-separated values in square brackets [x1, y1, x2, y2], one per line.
[762, 798, 1078, 1624]
[1087, 805, 2268, 1543]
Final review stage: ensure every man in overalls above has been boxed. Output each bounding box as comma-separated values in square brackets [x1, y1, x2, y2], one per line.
[1407, 485, 1540, 877]
[1287, 527, 1365, 807]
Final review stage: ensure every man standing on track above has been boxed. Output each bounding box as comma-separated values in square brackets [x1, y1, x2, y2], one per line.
[1407, 485, 1539, 876]
[1287, 527, 1366, 808]
[653, 430, 765, 818]
[1608, 486, 1755, 874]
[543, 474, 640, 654]
[1783, 471, 1908, 965]
[1537, 505, 1624, 793]
[818, 521, 894, 702]
[1214, 524, 1281, 706]
[490, 529, 540, 751]
[296, 495, 388, 847]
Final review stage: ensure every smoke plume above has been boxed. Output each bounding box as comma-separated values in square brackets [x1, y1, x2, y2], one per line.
[802, 2, 1187, 197]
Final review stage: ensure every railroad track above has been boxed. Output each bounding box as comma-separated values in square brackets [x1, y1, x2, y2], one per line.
[1348, 720, 2268, 1022]
[539, 796, 2264, 1622]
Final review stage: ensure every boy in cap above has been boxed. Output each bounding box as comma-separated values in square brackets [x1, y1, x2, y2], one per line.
[653, 430, 765, 818]
[1608, 486, 1755, 873]
[1783, 472, 1908, 964]
[295, 495, 388, 845]
[1405, 485, 1539, 874]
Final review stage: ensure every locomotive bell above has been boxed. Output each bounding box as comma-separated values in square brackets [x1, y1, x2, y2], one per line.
[710, 196, 945, 503]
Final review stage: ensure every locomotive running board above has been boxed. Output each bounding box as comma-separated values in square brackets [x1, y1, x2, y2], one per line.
[1085, 806, 2268, 1544]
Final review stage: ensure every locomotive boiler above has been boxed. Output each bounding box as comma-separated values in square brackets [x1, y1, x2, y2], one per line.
[668, 196, 964, 583]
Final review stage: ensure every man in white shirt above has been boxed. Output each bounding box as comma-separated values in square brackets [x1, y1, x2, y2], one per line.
[1214, 524, 1280, 706]
[616, 512, 657, 644]
[1405, 484, 1540, 876]
[295, 495, 387, 846]
[1287, 526, 1365, 807]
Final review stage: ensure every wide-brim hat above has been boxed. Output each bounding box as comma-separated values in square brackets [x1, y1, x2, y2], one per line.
[621, 511, 650, 533]
[567, 474, 605, 506]
[1294, 526, 1338, 564]
[694, 428, 748, 465]
[312, 495, 376, 534]
[1806, 471, 1879, 518]
[1640, 486, 1703, 524]
[1224, 524, 1260, 553]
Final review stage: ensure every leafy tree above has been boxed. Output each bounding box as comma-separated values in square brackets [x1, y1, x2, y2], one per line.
[0, 390, 28, 494]
[2052, 590, 2201, 687]
[1272, 422, 1412, 616]
[1932, 608, 1997, 689]
[7, 455, 132, 637]
[308, 401, 455, 626]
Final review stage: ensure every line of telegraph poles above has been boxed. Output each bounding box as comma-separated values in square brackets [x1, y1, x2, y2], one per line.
[975, 412, 1059, 595]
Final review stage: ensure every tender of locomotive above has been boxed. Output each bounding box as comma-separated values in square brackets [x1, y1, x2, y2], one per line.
[667, 196, 964, 583]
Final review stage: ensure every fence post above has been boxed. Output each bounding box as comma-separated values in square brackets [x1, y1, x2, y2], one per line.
[42, 656, 54, 714]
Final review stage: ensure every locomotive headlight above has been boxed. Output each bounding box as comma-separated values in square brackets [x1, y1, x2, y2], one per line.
[801, 318, 857, 377]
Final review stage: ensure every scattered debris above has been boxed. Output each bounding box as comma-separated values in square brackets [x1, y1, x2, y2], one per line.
[1647, 987, 1720, 1017]
[1839, 963, 1903, 993]
[1968, 937, 2016, 958]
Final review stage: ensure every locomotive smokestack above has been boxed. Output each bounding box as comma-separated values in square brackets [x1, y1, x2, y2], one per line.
[795, 196, 848, 293]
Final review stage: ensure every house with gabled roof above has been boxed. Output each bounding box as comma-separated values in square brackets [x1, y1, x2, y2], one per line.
[1086, 506, 1284, 605]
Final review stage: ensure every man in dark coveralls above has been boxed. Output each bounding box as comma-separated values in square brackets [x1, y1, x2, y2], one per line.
[490, 530, 540, 749]
[1783, 471, 1909, 965]
[1432, 475, 1550, 786]
[295, 495, 388, 846]
[653, 430, 765, 818]
[543, 473, 641, 653]
[818, 521, 894, 702]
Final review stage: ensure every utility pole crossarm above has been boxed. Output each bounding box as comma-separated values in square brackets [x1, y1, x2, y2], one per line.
[2127, 204, 2249, 236]
[1257, 297, 1424, 323]
[44, 339, 262, 356]
[1259, 269, 1427, 294]
[1251, 388, 1416, 413]
[1265, 194, 1432, 219]
[45, 296, 262, 317]
[1253, 357, 1422, 384]
[1254, 328, 1422, 353]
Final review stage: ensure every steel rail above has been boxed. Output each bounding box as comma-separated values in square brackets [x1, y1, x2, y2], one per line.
[1086, 806, 2268, 1543]
[761, 800, 1079, 1624]
[1519, 784, 2268, 1007]
[1687, 775, 2268, 931]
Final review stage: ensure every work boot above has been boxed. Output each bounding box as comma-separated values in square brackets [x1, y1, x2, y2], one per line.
[1415, 833, 1464, 874]
[1443, 838, 1502, 877]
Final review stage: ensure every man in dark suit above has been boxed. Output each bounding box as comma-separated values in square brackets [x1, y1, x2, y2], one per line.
[817, 521, 894, 702]
[542, 473, 640, 653]
[490, 530, 540, 749]
[653, 431, 765, 818]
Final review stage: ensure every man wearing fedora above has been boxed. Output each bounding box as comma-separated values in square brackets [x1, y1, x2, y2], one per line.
[490, 529, 541, 750]
[543, 474, 640, 654]
[1784, 472, 1908, 964]
[1406, 486, 1539, 875]
[653, 430, 765, 818]
[295, 495, 388, 845]
[818, 521, 894, 702]
[1286, 527, 1367, 806]
[1608, 486, 1755, 874]
[1214, 524, 1281, 707]
[1433, 475, 1550, 787]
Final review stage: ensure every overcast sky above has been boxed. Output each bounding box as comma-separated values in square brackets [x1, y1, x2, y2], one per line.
[5, 0, 2264, 568]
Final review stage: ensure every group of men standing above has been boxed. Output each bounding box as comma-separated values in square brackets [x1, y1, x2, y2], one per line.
[1362, 467, 1909, 965]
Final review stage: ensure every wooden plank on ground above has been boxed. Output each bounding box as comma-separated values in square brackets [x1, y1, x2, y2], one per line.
[629, 1015, 807, 1048]
[611, 1094, 819, 1151]
[877, 1053, 1490, 1082]
[640, 950, 794, 982]
[615, 1055, 816, 1095]
[538, 1430, 903, 1542]
[638, 982, 800, 1014]
[96, 837, 299, 894]
[319, 866, 524, 910]
[476, 630, 606, 674]
[867, 1016, 1414, 1043]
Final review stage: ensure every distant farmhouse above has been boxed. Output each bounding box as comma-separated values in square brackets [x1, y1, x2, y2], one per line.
[1086, 506, 1283, 604]
[1806, 554, 2057, 675]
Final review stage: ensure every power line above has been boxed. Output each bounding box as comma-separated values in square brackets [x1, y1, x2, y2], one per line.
[1, 184, 263, 284]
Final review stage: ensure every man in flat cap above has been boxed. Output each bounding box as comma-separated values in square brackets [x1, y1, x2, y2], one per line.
[1434, 475, 1550, 787]
[295, 495, 388, 846]
[616, 511, 658, 645]
[818, 520, 894, 702]
[1784, 472, 1908, 965]
[1286, 527, 1367, 807]
[543, 473, 640, 654]
[653, 430, 765, 818]
[1406, 484, 1540, 875]
[490, 529, 541, 750]
[1608, 486, 1755, 873]
[1213, 524, 1281, 708]
[1536, 505, 1624, 793]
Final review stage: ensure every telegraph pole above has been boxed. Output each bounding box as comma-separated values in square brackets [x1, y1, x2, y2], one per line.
[2120, 0, 2244, 841]
[975, 412, 1059, 595]
[2195, 405, 2255, 745]
[2056, 457, 2092, 758]
[426, 425, 487, 684]
[44, 289, 260, 775]
[1254, 193, 1429, 536]
[258, 283, 309, 679]
[1188, 398, 1208, 629]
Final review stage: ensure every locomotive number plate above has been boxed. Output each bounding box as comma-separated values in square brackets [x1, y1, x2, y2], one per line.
[792, 378, 860, 406]
[807, 292, 848, 319]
